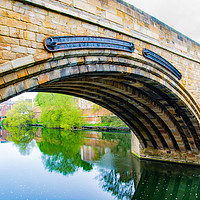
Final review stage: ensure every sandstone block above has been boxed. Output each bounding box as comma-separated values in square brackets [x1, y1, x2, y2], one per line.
[79, 65, 88, 74]
[20, 39, 32, 47]
[2, 51, 15, 60]
[3, 73, 17, 83]
[12, 45, 27, 54]
[2, 10, 21, 20]
[0, 76, 4, 85]
[36, 33, 45, 43]
[14, 81, 27, 94]
[37, 73, 49, 84]
[0, 36, 19, 45]
[0, 0, 12, 10]
[0, 25, 9, 36]
[87, 0, 102, 8]
[60, 67, 71, 77]
[39, 62, 51, 71]
[0, 62, 12, 74]
[24, 31, 36, 41]
[56, 59, 69, 68]
[5, 18, 27, 30]
[16, 69, 28, 78]
[24, 77, 39, 89]
[27, 65, 40, 75]
[88, 64, 96, 72]
[47, 69, 61, 81]
[33, 52, 52, 63]
[96, 64, 104, 72]
[73, 0, 97, 14]
[0, 43, 11, 51]
[10, 27, 23, 39]
[49, 60, 58, 69]
[70, 66, 79, 75]
[105, 11, 122, 24]
[103, 64, 110, 72]
[13, 5, 25, 14]
[12, 55, 34, 69]
[33, 6, 48, 15]
[110, 65, 117, 72]
[27, 24, 39, 32]
[52, 51, 66, 61]
[58, 0, 73, 5]
[0, 85, 16, 100]
[27, 48, 36, 54]
[82, 22, 98, 32]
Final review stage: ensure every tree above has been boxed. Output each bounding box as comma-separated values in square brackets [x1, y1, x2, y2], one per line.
[35, 93, 84, 129]
[4, 100, 33, 127]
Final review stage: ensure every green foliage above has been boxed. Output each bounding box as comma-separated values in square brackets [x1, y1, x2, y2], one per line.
[92, 103, 103, 113]
[32, 118, 38, 124]
[4, 100, 33, 127]
[35, 93, 84, 129]
[5, 126, 38, 155]
[102, 132, 131, 153]
[101, 115, 127, 127]
[37, 128, 93, 175]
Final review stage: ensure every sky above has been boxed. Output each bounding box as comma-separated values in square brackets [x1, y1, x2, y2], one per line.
[8, 0, 200, 101]
[124, 0, 200, 43]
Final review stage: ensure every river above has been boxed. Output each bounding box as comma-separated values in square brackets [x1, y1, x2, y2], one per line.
[0, 126, 199, 200]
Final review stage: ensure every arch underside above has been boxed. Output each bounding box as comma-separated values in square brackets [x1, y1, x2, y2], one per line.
[32, 72, 200, 155]
[1, 49, 200, 163]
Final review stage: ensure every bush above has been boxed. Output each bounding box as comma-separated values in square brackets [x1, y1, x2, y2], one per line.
[32, 118, 38, 124]
[101, 115, 127, 127]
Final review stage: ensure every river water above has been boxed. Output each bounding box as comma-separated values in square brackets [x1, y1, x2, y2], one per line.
[0, 127, 199, 200]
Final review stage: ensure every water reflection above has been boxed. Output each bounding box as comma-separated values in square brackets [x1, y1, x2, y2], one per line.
[0, 125, 9, 142]
[4, 126, 37, 155]
[133, 161, 200, 200]
[37, 128, 93, 175]
[1, 126, 200, 200]
[98, 169, 135, 199]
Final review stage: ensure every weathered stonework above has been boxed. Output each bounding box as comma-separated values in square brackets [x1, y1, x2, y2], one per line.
[0, 0, 200, 165]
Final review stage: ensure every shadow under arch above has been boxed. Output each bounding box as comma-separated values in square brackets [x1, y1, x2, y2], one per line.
[1, 49, 200, 164]
[132, 159, 200, 200]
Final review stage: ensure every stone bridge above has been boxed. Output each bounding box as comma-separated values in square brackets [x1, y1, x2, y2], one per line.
[0, 0, 200, 165]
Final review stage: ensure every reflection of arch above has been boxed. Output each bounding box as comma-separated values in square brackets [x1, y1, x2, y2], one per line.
[133, 162, 200, 200]
[1, 49, 200, 164]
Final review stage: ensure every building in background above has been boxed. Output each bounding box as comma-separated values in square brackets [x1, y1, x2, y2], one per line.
[31, 106, 42, 121]
[0, 126, 9, 143]
[76, 98, 112, 124]
[0, 101, 15, 121]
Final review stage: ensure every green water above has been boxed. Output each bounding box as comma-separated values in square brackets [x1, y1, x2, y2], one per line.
[0, 126, 199, 199]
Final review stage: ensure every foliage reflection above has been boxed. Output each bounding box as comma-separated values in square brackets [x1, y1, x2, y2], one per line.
[3, 127, 200, 200]
[37, 128, 93, 175]
[98, 169, 135, 199]
[5, 126, 37, 155]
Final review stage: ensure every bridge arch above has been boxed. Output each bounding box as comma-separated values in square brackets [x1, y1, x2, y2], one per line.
[1, 48, 200, 164]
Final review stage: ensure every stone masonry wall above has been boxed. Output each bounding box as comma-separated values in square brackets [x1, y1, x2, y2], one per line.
[0, 0, 200, 105]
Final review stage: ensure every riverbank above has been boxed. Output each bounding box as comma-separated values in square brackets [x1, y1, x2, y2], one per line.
[30, 124, 130, 132]
[82, 126, 130, 132]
